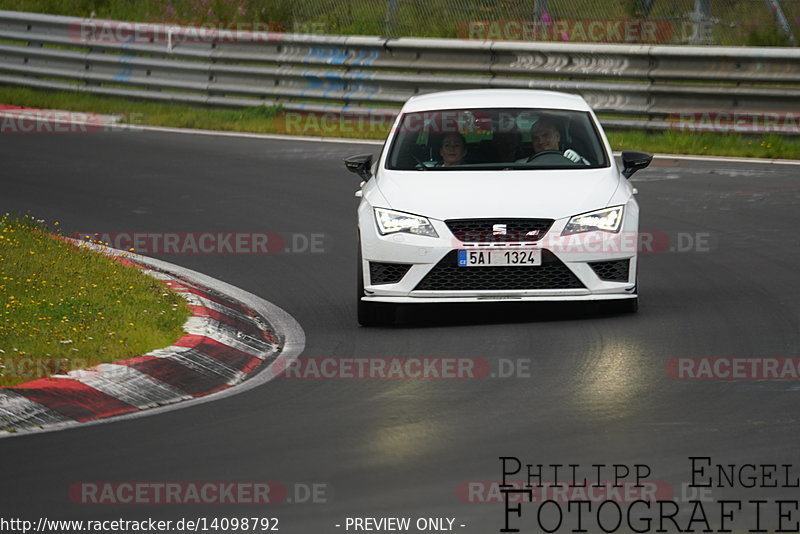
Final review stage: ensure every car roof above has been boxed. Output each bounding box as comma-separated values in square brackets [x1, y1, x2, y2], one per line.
[400, 89, 592, 113]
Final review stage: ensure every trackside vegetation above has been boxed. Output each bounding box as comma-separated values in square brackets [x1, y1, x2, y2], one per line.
[0, 86, 798, 159]
[0, 214, 190, 387]
[0, 0, 797, 44]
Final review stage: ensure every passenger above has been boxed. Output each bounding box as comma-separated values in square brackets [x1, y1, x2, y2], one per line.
[439, 133, 468, 166]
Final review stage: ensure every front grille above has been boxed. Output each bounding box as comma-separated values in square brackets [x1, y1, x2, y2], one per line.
[414, 250, 584, 291]
[369, 262, 412, 285]
[445, 218, 553, 243]
[589, 259, 630, 282]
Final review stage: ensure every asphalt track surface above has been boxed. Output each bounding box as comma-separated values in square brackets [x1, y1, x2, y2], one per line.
[1, 129, 799, 533]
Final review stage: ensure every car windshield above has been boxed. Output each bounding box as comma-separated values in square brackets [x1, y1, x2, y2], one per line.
[386, 108, 609, 171]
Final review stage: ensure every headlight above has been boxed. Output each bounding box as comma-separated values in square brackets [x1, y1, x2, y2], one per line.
[562, 206, 624, 236]
[374, 208, 438, 238]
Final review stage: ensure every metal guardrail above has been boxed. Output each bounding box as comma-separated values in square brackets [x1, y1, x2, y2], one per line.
[0, 10, 799, 134]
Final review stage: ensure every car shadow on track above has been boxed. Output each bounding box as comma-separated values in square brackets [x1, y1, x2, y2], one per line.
[385, 301, 638, 328]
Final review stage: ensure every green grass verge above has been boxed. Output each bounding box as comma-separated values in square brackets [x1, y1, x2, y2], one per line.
[607, 130, 799, 159]
[0, 214, 190, 387]
[1, 85, 799, 158]
[0, 86, 391, 139]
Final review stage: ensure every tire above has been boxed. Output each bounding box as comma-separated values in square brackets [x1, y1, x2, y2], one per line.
[610, 270, 639, 313]
[358, 300, 397, 326]
[623, 271, 640, 313]
[357, 244, 396, 326]
[608, 297, 638, 314]
[619, 297, 639, 313]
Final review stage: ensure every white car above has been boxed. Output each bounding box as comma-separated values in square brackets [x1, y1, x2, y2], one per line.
[345, 89, 652, 326]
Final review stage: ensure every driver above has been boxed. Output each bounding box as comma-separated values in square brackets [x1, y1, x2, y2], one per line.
[522, 117, 590, 165]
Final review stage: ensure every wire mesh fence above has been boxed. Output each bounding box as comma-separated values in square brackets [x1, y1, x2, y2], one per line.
[1, 0, 797, 45]
[288, 0, 799, 45]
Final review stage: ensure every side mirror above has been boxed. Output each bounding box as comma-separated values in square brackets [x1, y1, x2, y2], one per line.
[621, 150, 653, 179]
[344, 154, 374, 181]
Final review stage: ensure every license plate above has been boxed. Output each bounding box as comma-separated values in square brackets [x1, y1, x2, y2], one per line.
[457, 249, 542, 267]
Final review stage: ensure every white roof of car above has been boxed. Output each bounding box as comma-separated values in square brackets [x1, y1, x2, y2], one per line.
[401, 89, 592, 113]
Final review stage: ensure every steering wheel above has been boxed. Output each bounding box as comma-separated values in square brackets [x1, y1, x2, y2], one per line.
[409, 152, 430, 170]
[526, 150, 563, 161]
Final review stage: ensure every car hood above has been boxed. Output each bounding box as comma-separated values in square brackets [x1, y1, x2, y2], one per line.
[375, 168, 621, 220]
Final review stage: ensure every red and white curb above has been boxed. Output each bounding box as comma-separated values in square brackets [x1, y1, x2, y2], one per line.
[0, 243, 305, 436]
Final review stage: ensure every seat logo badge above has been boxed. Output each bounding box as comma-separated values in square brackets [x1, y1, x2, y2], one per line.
[492, 224, 507, 235]
[526, 230, 540, 237]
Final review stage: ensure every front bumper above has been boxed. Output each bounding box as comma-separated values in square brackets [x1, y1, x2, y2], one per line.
[359, 205, 638, 303]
